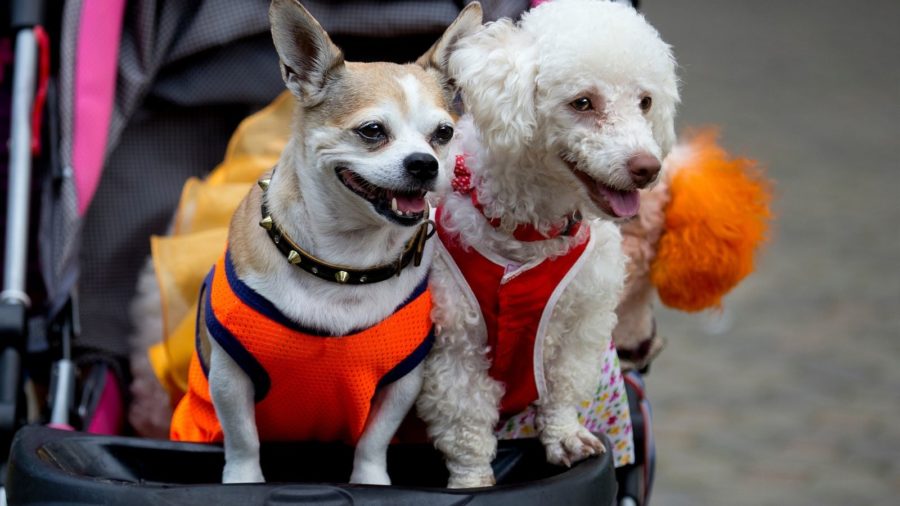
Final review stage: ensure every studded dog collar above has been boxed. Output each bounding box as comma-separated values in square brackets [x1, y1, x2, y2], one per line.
[257, 175, 434, 285]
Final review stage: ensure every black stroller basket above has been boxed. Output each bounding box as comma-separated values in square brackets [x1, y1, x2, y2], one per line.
[7, 426, 618, 505]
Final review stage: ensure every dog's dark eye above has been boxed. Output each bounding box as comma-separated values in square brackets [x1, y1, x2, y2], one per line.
[639, 95, 653, 113]
[356, 122, 387, 142]
[570, 97, 593, 112]
[433, 124, 454, 144]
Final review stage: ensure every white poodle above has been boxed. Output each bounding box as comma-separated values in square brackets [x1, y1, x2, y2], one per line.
[417, 0, 679, 488]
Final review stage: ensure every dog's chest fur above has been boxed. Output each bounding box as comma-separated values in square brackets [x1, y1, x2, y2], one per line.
[227, 182, 433, 337]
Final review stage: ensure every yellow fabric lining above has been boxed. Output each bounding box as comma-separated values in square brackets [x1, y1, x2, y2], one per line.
[148, 91, 295, 404]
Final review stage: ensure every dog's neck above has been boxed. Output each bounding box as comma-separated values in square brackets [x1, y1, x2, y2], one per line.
[462, 123, 583, 233]
[265, 150, 419, 269]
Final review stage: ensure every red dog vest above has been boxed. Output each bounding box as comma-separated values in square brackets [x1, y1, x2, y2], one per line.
[435, 206, 593, 416]
[170, 251, 434, 444]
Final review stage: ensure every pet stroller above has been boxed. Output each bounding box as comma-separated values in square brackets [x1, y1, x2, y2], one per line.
[1, 0, 651, 504]
[1, 0, 136, 479]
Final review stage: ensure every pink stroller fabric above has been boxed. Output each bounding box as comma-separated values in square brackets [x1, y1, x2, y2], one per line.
[71, 0, 126, 216]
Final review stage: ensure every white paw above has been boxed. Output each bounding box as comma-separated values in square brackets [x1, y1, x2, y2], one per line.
[447, 467, 495, 489]
[222, 460, 265, 484]
[349, 462, 391, 486]
[543, 425, 606, 468]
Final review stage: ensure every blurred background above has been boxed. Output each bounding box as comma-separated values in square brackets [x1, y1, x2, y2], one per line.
[641, 1, 900, 504]
[2, 0, 897, 504]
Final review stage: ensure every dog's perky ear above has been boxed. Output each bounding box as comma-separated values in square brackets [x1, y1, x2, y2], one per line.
[416, 2, 483, 81]
[448, 19, 537, 153]
[269, 0, 344, 103]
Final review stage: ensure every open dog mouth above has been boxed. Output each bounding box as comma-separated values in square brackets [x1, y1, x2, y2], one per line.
[336, 168, 428, 226]
[564, 160, 640, 219]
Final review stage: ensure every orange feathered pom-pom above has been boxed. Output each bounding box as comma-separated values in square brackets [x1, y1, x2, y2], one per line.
[650, 130, 773, 312]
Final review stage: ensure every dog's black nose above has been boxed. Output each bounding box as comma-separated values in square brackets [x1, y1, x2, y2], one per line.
[626, 152, 661, 188]
[404, 153, 439, 181]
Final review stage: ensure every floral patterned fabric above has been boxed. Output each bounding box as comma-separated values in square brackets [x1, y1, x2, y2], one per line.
[495, 339, 635, 467]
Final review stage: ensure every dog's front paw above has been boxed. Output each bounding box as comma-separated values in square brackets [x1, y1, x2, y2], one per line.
[222, 460, 265, 484]
[447, 468, 495, 489]
[542, 425, 606, 468]
[349, 462, 391, 486]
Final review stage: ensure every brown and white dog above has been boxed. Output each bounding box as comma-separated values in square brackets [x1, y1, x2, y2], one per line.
[172, 0, 482, 485]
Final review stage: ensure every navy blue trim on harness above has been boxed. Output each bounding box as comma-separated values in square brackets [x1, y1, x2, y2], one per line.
[202, 251, 431, 404]
[376, 327, 435, 390]
[194, 269, 214, 377]
[397, 276, 429, 309]
[204, 265, 272, 403]
[223, 249, 428, 337]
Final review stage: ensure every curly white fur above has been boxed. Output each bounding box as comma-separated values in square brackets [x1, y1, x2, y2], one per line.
[417, 0, 678, 487]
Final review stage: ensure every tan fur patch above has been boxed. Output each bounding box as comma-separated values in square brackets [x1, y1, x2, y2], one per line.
[300, 63, 448, 132]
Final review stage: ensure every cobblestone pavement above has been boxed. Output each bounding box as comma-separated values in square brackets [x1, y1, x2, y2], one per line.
[639, 1, 900, 505]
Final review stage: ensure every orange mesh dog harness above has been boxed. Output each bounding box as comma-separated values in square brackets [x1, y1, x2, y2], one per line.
[170, 250, 434, 444]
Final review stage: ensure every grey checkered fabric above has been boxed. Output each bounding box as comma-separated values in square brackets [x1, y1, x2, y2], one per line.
[39, 0, 85, 319]
[53, 0, 530, 355]
[77, 0, 282, 355]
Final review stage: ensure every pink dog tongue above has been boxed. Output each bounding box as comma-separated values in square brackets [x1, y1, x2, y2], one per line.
[394, 194, 426, 213]
[599, 185, 640, 218]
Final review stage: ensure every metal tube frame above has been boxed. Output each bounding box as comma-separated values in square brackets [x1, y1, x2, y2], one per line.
[2, 28, 38, 308]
